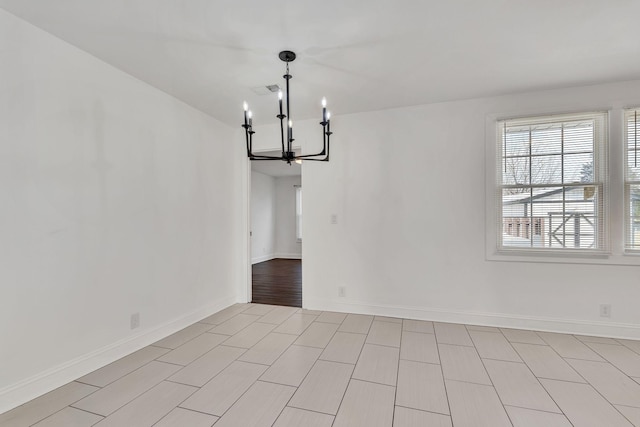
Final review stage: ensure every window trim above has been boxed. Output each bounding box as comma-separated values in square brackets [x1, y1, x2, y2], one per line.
[496, 111, 609, 255]
[485, 106, 640, 266]
[624, 107, 640, 253]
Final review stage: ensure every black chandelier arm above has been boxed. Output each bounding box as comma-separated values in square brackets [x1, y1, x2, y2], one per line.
[295, 137, 330, 161]
[296, 154, 327, 159]
[249, 156, 288, 161]
[293, 124, 330, 158]
[297, 155, 329, 162]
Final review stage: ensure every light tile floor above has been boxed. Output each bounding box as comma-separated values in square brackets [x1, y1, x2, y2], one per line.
[2, 304, 640, 426]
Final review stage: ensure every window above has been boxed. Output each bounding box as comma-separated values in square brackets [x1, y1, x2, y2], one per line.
[295, 186, 302, 242]
[625, 108, 640, 251]
[497, 112, 608, 252]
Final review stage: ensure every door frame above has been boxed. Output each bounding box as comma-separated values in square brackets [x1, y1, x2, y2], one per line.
[245, 150, 303, 305]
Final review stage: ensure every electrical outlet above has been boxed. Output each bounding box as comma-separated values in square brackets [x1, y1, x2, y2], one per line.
[338, 286, 346, 297]
[331, 214, 338, 224]
[130, 312, 140, 329]
[599, 304, 611, 318]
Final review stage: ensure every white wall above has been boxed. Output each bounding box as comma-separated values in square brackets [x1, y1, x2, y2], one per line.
[0, 10, 242, 411]
[275, 176, 302, 258]
[250, 171, 276, 263]
[254, 79, 640, 340]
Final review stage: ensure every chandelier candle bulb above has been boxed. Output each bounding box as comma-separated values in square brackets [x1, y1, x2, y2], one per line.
[243, 102, 248, 126]
[248, 110, 253, 128]
[322, 97, 327, 122]
[278, 90, 283, 116]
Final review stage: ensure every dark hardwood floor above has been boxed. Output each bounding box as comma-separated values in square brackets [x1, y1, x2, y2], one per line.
[252, 258, 302, 307]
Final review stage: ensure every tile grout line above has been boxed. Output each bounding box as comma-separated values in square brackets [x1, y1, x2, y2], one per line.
[69, 355, 186, 422]
[497, 325, 576, 423]
[469, 340, 516, 427]
[534, 333, 638, 418]
[332, 315, 375, 424]
[25, 401, 104, 427]
[394, 404, 450, 418]
[616, 340, 640, 356]
[147, 383, 200, 427]
[285, 402, 337, 418]
[398, 357, 441, 366]
[502, 403, 566, 416]
[479, 356, 525, 364]
[391, 328, 403, 427]
[536, 331, 608, 363]
[69, 373, 183, 422]
[73, 379, 104, 388]
[469, 330, 523, 364]
[279, 315, 349, 422]
[157, 321, 224, 348]
[560, 341, 640, 424]
[175, 405, 222, 417]
[433, 326, 452, 422]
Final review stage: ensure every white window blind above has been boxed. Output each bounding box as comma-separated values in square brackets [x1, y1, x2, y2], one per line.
[497, 112, 608, 252]
[295, 186, 302, 241]
[625, 108, 640, 251]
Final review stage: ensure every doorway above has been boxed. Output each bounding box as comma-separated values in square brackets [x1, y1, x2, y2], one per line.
[249, 153, 302, 307]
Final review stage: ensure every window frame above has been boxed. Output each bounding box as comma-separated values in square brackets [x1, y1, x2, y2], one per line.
[495, 111, 609, 255]
[482, 106, 640, 266]
[624, 108, 640, 253]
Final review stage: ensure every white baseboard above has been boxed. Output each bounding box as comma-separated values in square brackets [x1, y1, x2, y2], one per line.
[274, 253, 302, 260]
[304, 297, 640, 340]
[0, 295, 237, 415]
[252, 254, 275, 264]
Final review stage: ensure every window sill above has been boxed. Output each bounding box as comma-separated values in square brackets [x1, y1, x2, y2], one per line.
[487, 248, 640, 266]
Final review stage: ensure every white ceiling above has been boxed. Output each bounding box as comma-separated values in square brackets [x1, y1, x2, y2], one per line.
[2, 1, 640, 127]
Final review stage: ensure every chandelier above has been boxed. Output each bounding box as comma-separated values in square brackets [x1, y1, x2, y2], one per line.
[242, 50, 332, 164]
